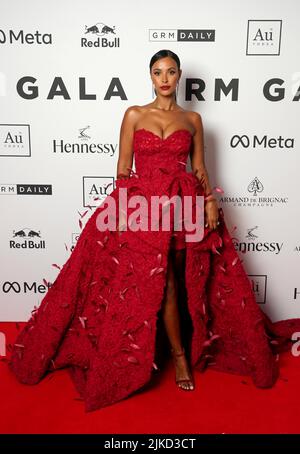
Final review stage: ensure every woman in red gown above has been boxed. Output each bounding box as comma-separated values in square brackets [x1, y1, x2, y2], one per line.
[8, 49, 300, 412]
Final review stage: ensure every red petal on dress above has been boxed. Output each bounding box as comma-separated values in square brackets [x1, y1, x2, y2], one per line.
[127, 356, 139, 364]
[51, 263, 61, 270]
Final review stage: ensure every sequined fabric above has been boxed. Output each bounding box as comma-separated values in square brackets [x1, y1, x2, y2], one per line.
[8, 128, 300, 412]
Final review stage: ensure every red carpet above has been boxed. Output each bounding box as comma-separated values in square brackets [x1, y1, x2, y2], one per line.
[1, 322, 300, 434]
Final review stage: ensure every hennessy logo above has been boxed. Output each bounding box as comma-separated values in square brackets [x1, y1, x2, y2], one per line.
[246, 226, 259, 240]
[78, 126, 91, 141]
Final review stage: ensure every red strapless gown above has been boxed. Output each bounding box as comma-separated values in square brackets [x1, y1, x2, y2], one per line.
[8, 128, 300, 412]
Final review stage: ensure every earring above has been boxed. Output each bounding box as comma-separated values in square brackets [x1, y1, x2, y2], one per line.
[152, 84, 156, 98]
[176, 82, 179, 100]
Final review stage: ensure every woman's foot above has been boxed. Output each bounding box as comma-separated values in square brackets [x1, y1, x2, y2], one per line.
[171, 347, 194, 391]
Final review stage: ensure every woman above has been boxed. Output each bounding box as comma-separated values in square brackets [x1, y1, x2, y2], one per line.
[116, 49, 219, 391]
[9, 49, 300, 412]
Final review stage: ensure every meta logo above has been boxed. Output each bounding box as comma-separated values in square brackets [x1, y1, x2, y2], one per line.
[0, 29, 52, 45]
[230, 134, 295, 150]
[2, 281, 52, 294]
[82, 22, 120, 48]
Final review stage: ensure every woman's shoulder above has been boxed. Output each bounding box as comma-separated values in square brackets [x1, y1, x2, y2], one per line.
[182, 108, 202, 120]
[122, 105, 148, 123]
[122, 105, 143, 126]
[182, 109, 203, 132]
[124, 104, 150, 114]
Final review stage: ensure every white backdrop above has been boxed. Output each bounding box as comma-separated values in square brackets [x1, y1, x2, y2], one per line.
[1, 0, 299, 322]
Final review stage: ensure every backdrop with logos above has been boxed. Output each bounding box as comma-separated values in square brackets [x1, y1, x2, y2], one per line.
[1, 0, 299, 327]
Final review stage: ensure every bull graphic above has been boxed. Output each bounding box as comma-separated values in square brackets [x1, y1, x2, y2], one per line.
[13, 230, 26, 237]
[13, 228, 41, 238]
[85, 23, 116, 36]
[102, 25, 116, 34]
[85, 25, 99, 34]
[28, 230, 41, 238]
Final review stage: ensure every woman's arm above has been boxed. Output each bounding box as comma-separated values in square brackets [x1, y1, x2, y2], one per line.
[190, 111, 219, 229]
[116, 106, 137, 179]
[190, 111, 213, 196]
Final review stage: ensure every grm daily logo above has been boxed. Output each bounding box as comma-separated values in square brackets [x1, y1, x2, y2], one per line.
[149, 29, 215, 42]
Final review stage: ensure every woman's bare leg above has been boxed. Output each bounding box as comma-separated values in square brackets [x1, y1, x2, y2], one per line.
[161, 248, 194, 390]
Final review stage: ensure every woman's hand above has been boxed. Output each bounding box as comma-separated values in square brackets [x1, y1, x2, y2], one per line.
[204, 199, 219, 230]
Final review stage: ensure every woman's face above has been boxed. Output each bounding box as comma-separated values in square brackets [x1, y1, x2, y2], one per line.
[150, 56, 181, 97]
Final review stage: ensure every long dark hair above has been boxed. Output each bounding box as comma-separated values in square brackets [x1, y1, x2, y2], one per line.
[149, 49, 181, 99]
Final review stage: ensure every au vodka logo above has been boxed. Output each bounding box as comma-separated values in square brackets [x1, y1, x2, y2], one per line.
[0, 124, 31, 157]
[83, 176, 114, 207]
[246, 20, 282, 55]
[247, 275, 267, 304]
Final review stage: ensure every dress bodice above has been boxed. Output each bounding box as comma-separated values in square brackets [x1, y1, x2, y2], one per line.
[133, 128, 192, 177]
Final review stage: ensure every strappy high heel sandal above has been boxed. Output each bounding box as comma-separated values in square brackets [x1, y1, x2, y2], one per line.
[170, 347, 195, 391]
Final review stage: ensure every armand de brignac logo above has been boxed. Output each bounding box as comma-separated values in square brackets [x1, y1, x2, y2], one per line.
[247, 177, 264, 196]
